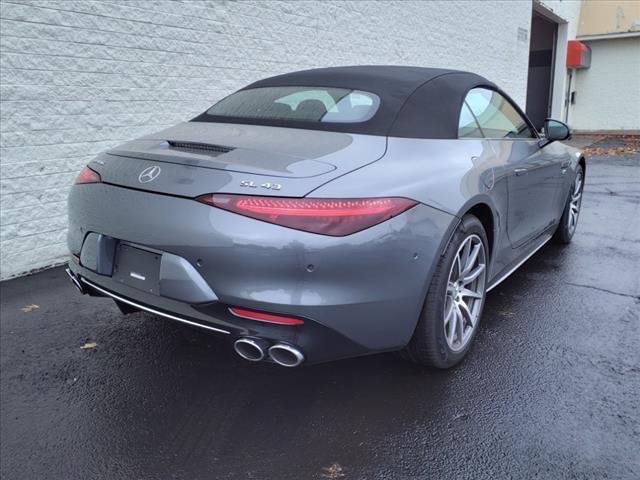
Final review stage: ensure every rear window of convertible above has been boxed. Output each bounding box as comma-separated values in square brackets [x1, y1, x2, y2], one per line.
[205, 86, 380, 124]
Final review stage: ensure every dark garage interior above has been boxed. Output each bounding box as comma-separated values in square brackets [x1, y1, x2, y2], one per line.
[526, 13, 558, 131]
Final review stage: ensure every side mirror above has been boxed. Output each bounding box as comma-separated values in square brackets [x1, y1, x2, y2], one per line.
[539, 119, 571, 147]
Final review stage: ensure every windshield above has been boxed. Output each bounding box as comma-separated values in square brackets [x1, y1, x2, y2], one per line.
[205, 86, 380, 124]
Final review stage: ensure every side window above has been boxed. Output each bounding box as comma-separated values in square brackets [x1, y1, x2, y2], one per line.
[465, 88, 536, 139]
[458, 102, 484, 138]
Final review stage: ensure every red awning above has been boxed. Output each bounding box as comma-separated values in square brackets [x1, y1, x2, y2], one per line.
[567, 40, 591, 69]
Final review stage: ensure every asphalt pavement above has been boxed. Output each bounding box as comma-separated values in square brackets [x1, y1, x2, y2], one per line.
[1, 145, 639, 480]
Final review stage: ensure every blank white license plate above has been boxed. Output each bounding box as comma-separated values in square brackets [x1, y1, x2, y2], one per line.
[112, 244, 161, 295]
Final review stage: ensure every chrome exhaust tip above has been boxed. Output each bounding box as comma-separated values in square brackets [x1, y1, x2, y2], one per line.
[65, 268, 85, 295]
[268, 343, 305, 367]
[233, 337, 269, 362]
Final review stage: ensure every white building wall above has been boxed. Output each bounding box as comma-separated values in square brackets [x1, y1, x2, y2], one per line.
[568, 36, 640, 131]
[0, 0, 537, 279]
[0, 0, 582, 280]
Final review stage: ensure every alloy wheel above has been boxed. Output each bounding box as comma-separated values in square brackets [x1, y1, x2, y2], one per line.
[568, 171, 583, 235]
[444, 234, 487, 352]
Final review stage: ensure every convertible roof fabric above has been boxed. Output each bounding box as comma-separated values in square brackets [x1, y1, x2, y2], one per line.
[192, 65, 497, 139]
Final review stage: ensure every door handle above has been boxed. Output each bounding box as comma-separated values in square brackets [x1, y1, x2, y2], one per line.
[561, 161, 570, 169]
[514, 168, 528, 176]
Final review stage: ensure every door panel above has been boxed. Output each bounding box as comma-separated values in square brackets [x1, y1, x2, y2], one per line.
[463, 87, 562, 249]
[491, 140, 562, 248]
[541, 141, 576, 216]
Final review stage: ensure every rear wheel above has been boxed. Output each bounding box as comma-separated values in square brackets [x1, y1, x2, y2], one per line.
[403, 214, 488, 368]
[553, 165, 584, 244]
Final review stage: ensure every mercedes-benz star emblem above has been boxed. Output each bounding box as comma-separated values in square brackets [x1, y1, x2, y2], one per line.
[138, 165, 161, 183]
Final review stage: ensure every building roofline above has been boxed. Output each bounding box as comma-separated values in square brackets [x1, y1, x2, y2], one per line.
[577, 31, 640, 42]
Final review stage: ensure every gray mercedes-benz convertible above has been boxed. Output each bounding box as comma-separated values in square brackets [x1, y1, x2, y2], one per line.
[66, 66, 585, 368]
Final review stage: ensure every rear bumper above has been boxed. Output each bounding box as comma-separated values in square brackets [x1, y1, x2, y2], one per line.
[67, 260, 366, 364]
[67, 183, 455, 363]
[66, 267, 229, 335]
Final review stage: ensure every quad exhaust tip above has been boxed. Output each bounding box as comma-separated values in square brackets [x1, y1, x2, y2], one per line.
[234, 338, 305, 367]
[234, 337, 269, 362]
[268, 343, 305, 367]
[65, 268, 85, 295]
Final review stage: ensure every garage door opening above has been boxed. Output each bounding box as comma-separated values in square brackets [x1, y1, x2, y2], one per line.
[526, 13, 558, 131]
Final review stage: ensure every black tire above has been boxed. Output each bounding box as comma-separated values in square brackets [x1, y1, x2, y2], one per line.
[402, 214, 489, 368]
[553, 165, 584, 244]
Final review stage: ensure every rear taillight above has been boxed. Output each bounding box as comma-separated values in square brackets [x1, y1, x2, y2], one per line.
[196, 194, 417, 236]
[74, 166, 101, 185]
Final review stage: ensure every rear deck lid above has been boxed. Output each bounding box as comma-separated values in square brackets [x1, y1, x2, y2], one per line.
[91, 122, 387, 198]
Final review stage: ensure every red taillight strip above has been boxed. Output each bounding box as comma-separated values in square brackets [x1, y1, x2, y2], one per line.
[229, 307, 304, 325]
[74, 166, 101, 184]
[232, 197, 400, 217]
[197, 194, 418, 236]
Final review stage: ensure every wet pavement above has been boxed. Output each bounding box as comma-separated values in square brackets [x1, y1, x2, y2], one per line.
[1, 149, 639, 479]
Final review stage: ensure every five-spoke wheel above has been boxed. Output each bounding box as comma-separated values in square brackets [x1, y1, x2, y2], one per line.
[444, 234, 486, 352]
[568, 169, 583, 235]
[554, 164, 585, 244]
[403, 214, 489, 368]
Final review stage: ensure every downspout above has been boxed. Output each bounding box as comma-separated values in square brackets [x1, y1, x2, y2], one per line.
[564, 68, 573, 123]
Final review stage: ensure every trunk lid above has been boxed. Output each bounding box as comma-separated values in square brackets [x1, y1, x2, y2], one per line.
[90, 122, 387, 198]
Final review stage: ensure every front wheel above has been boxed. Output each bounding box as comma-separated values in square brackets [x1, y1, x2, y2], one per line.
[553, 165, 584, 244]
[402, 214, 488, 368]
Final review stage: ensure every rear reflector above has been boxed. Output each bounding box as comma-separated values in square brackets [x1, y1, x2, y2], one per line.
[196, 194, 417, 236]
[74, 166, 101, 185]
[229, 307, 304, 325]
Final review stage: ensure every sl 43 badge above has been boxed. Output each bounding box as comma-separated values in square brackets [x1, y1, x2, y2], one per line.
[240, 181, 282, 190]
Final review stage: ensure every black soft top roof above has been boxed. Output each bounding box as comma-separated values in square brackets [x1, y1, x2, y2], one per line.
[192, 65, 498, 139]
